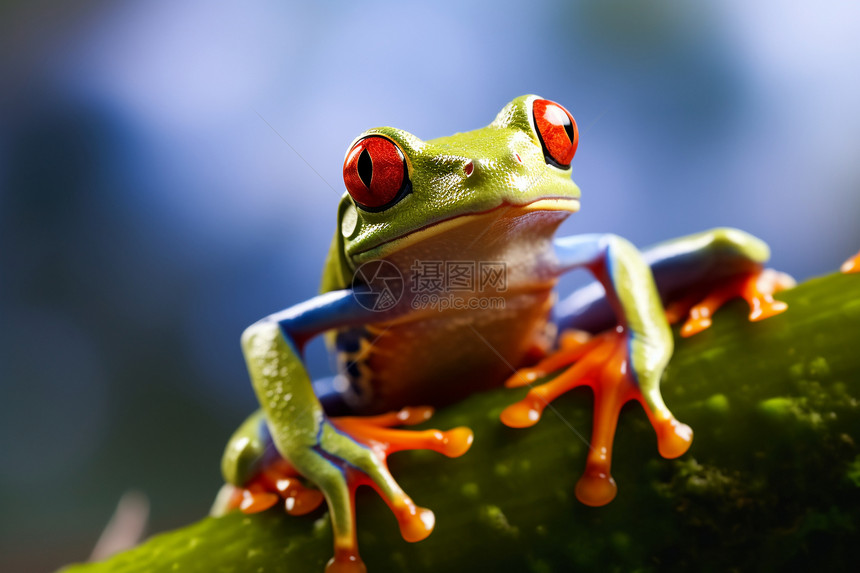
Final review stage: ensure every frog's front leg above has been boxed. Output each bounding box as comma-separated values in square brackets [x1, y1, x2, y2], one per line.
[502, 234, 692, 506]
[240, 290, 472, 573]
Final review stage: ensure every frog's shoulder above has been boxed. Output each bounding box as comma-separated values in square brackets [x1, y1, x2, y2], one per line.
[320, 195, 356, 294]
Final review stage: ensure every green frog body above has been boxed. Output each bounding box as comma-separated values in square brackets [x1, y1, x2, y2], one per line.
[216, 96, 787, 572]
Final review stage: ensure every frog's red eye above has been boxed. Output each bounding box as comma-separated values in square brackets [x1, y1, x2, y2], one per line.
[532, 99, 578, 169]
[343, 136, 410, 211]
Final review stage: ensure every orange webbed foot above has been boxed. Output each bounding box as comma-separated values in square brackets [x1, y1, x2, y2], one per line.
[678, 269, 794, 337]
[231, 407, 473, 573]
[501, 327, 692, 507]
[329, 407, 472, 547]
[332, 406, 473, 459]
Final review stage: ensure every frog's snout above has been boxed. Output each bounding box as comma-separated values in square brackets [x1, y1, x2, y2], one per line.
[461, 158, 494, 185]
[461, 152, 523, 180]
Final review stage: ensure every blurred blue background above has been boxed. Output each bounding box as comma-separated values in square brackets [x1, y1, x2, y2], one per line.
[1, 0, 859, 570]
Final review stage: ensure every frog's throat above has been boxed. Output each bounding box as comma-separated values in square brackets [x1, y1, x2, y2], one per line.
[350, 197, 579, 263]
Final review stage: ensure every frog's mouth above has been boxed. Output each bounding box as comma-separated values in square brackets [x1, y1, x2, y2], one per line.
[351, 196, 579, 263]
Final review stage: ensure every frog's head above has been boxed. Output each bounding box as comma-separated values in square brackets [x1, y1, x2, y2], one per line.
[337, 95, 581, 266]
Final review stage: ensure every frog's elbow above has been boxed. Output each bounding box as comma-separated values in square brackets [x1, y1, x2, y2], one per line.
[240, 320, 284, 357]
[601, 233, 634, 252]
[221, 410, 268, 487]
[599, 234, 640, 265]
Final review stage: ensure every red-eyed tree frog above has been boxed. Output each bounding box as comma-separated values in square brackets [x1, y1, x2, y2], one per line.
[212, 96, 793, 573]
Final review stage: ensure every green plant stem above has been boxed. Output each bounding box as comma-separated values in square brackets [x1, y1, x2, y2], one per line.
[64, 273, 860, 572]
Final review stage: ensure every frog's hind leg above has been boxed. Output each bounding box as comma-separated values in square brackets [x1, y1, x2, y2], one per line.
[214, 375, 356, 517]
[215, 409, 325, 518]
[517, 228, 789, 506]
[675, 268, 794, 337]
[555, 227, 793, 336]
[216, 404, 472, 573]
[644, 228, 794, 336]
[308, 406, 471, 572]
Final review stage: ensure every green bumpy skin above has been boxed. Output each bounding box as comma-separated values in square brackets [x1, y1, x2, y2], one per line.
[242, 322, 323, 453]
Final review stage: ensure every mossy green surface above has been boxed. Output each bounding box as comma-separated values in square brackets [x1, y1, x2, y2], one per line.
[64, 273, 860, 572]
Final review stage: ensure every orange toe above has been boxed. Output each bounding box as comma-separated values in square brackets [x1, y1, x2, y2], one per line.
[439, 427, 474, 457]
[575, 470, 618, 507]
[842, 251, 860, 273]
[500, 397, 544, 428]
[680, 313, 712, 338]
[326, 550, 367, 573]
[652, 417, 693, 459]
[238, 486, 280, 514]
[396, 506, 435, 543]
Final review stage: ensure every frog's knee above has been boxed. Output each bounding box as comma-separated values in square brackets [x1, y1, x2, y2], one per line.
[241, 320, 282, 356]
[290, 447, 349, 497]
[221, 410, 269, 486]
[342, 445, 380, 476]
[706, 227, 770, 263]
[319, 424, 378, 470]
[221, 436, 260, 486]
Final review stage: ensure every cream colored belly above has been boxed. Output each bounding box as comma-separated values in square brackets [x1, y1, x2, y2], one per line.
[342, 287, 555, 414]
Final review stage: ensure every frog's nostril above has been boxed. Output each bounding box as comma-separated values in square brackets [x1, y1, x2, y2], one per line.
[463, 160, 474, 176]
